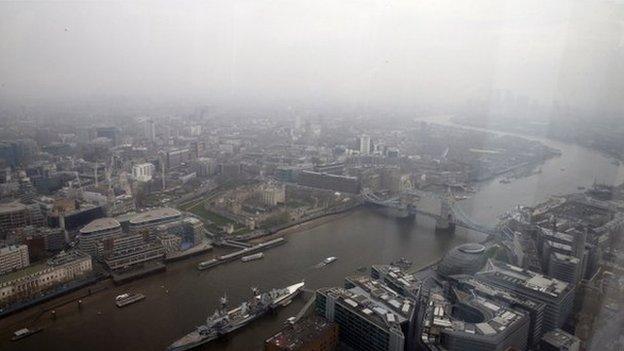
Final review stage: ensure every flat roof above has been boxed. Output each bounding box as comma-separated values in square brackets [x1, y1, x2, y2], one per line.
[0, 244, 27, 254]
[484, 260, 569, 297]
[265, 316, 335, 350]
[129, 208, 181, 225]
[0, 263, 45, 284]
[0, 201, 27, 215]
[80, 217, 121, 234]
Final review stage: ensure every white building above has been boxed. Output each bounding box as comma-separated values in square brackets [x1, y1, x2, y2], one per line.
[0, 251, 92, 307]
[258, 185, 286, 207]
[132, 163, 155, 182]
[359, 134, 371, 155]
[0, 245, 30, 275]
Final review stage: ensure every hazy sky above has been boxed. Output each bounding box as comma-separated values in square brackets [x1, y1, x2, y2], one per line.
[0, 0, 622, 111]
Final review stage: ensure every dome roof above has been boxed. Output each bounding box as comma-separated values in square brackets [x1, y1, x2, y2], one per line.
[438, 243, 487, 277]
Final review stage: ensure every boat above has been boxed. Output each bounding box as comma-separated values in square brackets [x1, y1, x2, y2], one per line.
[115, 293, 146, 307]
[167, 282, 305, 351]
[11, 327, 43, 341]
[241, 253, 264, 262]
[197, 258, 220, 271]
[321, 257, 337, 266]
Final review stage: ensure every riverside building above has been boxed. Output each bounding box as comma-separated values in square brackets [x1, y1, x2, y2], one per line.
[476, 260, 575, 332]
[316, 276, 417, 351]
[78, 217, 122, 256]
[0, 251, 92, 307]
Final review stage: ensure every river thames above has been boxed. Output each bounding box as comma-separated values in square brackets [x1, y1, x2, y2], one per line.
[1, 120, 623, 351]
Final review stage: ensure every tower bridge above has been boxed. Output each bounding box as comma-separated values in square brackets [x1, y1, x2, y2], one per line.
[362, 189, 501, 236]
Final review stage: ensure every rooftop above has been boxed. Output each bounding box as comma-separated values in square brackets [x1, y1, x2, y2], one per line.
[0, 244, 27, 255]
[480, 260, 569, 298]
[265, 316, 336, 350]
[539, 227, 574, 243]
[542, 329, 580, 348]
[0, 262, 45, 285]
[552, 252, 580, 264]
[0, 201, 27, 215]
[372, 264, 421, 297]
[129, 208, 181, 225]
[421, 288, 526, 346]
[79, 217, 121, 234]
[451, 275, 544, 311]
[320, 278, 414, 331]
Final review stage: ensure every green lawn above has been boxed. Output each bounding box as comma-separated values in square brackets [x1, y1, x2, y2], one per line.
[189, 204, 235, 226]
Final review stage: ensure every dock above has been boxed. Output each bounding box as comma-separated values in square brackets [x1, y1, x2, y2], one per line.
[197, 237, 286, 271]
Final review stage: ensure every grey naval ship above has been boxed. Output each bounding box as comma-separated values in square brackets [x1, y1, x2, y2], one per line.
[167, 281, 305, 351]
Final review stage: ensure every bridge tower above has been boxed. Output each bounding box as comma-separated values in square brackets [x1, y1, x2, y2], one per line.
[436, 199, 456, 233]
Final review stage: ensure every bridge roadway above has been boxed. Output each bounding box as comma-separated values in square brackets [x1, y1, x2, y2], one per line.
[361, 190, 501, 236]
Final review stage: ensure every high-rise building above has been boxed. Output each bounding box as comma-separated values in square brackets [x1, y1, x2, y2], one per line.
[547, 253, 582, 286]
[165, 148, 192, 170]
[371, 264, 421, 300]
[316, 276, 417, 351]
[132, 163, 155, 182]
[450, 275, 547, 349]
[419, 288, 530, 351]
[96, 127, 120, 145]
[540, 329, 581, 351]
[195, 158, 218, 177]
[0, 245, 30, 274]
[359, 134, 371, 155]
[144, 119, 156, 142]
[476, 260, 575, 332]
[0, 201, 44, 233]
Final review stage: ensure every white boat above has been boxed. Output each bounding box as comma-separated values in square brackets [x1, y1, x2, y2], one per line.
[241, 253, 264, 262]
[197, 258, 220, 270]
[12, 327, 43, 341]
[115, 293, 145, 307]
[322, 256, 338, 266]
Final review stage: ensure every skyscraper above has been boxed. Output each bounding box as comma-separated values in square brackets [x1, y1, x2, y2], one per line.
[144, 119, 156, 143]
[359, 134, 371, 155]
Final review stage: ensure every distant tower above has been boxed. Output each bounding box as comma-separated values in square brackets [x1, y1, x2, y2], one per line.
[94, 164, 98, 187]
[145, 119, 156, 143]
[575, 227, 587, 259]
[359, 134, 371, 155]
[161, 158, 166, 190]
[436, 200, 456, 232]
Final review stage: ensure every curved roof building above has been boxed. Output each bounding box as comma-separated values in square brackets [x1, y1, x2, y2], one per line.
[78, 218, 122, 256]
[438, 243, 488, 277]
[79, 218, 121, 235]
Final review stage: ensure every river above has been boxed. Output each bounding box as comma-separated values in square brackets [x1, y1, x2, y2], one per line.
[1, 119, 622, 351]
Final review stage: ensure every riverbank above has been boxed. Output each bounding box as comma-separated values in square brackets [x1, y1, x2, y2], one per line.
[251, 208, 358, 244]
[4, 121, 623, 351]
